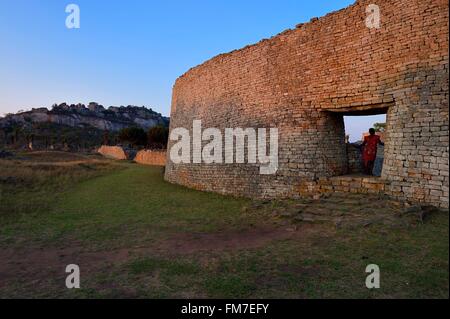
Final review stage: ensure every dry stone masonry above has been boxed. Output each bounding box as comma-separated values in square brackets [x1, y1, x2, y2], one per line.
[165, 0, 449, 208]
[134, 150, 167, 166]
[98, 146, 131, 160]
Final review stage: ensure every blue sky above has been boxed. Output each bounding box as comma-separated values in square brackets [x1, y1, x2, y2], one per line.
[0, 0, 384, 141]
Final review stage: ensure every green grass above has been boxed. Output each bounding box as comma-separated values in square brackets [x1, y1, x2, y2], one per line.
[1, 164, 254, 247]
[0, 152, 448, 299]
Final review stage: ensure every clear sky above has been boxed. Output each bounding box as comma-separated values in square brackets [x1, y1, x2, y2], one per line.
[0, 0, 384, 140]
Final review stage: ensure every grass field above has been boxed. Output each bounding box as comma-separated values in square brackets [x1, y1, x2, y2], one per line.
[0, 151, 448, 298]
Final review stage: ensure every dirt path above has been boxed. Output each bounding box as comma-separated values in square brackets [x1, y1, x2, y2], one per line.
[0, 223, 317, 290]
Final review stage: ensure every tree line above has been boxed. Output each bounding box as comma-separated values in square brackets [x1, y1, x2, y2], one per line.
[109, 125, 169, 150]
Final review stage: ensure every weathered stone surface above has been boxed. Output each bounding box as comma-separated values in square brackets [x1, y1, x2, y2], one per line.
[252, 193, 440, 229]
[347, 144, 364, 175]
[165, 0, 449, 208]
[134, 150, 166, 166]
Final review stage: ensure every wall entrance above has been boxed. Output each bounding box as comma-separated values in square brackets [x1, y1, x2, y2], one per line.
[326, 106, 389, 178]
[344, 113, 387, 177]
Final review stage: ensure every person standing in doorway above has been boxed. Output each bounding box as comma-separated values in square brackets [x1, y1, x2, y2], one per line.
[361, 128, 384, 175]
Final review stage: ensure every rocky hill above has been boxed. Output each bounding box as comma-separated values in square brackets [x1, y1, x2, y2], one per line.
[0, 102, 169, 132]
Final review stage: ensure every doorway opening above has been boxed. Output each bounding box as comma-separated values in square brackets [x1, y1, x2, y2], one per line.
[344, 112, 387, 177]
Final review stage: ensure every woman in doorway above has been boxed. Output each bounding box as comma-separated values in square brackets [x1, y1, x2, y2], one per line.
[361, 128, 384, 175]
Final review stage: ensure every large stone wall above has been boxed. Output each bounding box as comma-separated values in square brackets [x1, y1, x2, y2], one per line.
[165, 0, 449, 208]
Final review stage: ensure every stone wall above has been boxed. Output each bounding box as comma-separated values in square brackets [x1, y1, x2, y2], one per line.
[347, 144, 364, 174]
[165, 0, 449, 208]
[297, 175, 387, 197]
[134, 150, 166, 166]
[98, 146, 130, 160]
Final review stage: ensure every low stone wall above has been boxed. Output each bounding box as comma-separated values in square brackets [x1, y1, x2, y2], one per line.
[97, 146, 129, 160]
[134, 150, 166, 166]
[347, 144, 364, 174]
[297, 176, 386, 197]
[295, 175, 447, 208]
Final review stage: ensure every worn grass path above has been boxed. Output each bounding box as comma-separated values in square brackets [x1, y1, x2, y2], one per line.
[0, 158, 448, 298]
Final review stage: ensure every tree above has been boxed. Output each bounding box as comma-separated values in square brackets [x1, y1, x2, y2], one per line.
[147, 125, 169, 149]
[373, 122, 386, 132]
[118, 127, 147, 147]
[12, 125, 22, 145]
[0, 129, 6, 147]
[103, 130, 110, 145]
